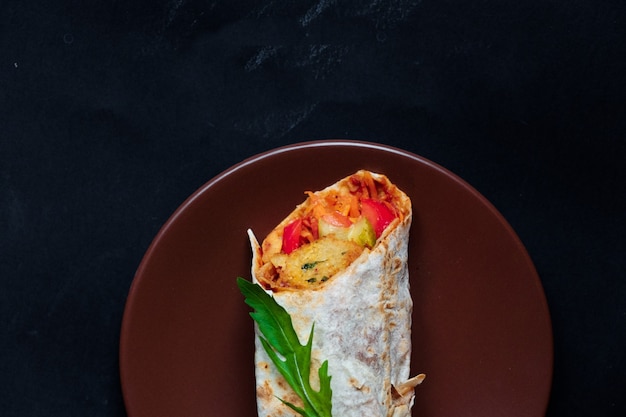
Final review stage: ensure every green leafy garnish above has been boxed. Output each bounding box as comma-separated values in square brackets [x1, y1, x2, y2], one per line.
[237, 277, 333, 417]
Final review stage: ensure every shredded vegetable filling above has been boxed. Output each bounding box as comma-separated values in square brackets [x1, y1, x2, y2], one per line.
[258, 171, 405, 290]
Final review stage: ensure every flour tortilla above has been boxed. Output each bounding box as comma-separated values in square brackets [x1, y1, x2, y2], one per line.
[248, 171, 423, 417]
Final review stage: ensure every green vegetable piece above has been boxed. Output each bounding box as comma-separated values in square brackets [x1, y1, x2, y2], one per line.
[237, 278, 333, 417]
[347, 217, 376, 247]
[319, 216, 376, 248]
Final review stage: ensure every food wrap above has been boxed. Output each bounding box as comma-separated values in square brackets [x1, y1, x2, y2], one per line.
[248, 170, 423, 417]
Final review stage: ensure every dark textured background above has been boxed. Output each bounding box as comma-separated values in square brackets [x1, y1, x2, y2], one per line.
[1, 0, 625, 416]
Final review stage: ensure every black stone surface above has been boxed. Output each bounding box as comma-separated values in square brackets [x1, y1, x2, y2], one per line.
[2, 1, 625, 416]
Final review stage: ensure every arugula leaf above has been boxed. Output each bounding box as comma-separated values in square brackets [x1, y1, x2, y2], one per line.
[237, 277, 333, 417]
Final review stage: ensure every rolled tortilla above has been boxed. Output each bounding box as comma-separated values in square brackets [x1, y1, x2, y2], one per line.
[249, 170, 424, 417]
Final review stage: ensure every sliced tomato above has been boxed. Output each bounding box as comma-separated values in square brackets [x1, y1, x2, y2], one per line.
[360, 199, 396, 238]
[282, 218, 303, 254]
[321, 211, 352, 227]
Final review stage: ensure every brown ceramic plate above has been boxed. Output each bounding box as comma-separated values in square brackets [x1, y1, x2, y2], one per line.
[119, 140, 553, 417]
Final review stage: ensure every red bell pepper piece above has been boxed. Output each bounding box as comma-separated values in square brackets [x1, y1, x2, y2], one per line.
[360, 199, 396, 238]
[282, 218, 303, 254]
